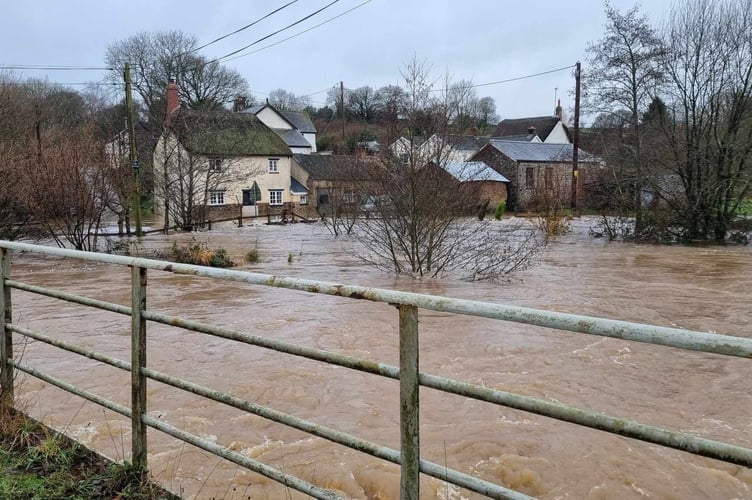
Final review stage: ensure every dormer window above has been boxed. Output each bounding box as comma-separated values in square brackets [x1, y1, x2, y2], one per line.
[208, 158, 223, 173]
[268, 158, 279, 173]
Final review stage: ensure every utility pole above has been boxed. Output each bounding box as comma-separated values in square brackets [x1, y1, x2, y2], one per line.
[571, 61, 581, 211]
[124, 62, 143, 237]
[340, 81, 345, 142]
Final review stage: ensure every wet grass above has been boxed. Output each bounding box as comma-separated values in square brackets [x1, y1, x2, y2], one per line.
[0, 405, 179, 499]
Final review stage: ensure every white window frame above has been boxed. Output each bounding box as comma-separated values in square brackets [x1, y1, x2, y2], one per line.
[268, 158, 279, 173]
[299, 194, 308, 205]
[208, 157, 223, 173]
[269, 189, 283, 206]
[208, 190, 225, 206]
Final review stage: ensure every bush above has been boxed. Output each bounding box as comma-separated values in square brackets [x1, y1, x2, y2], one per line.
[161, 240, 235, 268]
[494, 200, 506, 220]
[245, 249, 259, 263]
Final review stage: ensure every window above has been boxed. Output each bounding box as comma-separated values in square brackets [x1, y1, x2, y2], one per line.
[342, 191, 356, 204]
[208, 190, 225, 206]
[268, 158, 279, 173]
[399, 152, 409, 164]
[525, 167, 535, 189]
[208, 158, 222, 173]
[269, 189, 283, 205]
[299, 194, 308, 205]
[318, 191, 329, 205]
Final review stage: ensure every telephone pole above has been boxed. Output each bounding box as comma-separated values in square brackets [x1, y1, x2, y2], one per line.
[340, 81, 345, 142]
[571, 61, 581, 211]
[124, 63, 143, 236]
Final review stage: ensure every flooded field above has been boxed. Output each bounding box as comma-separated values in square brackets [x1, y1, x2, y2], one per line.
[5, 218, 752, 499]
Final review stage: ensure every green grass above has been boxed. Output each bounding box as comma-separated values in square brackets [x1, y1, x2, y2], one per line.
[736, 199, 752, 216]
[0, 406, 178, 499]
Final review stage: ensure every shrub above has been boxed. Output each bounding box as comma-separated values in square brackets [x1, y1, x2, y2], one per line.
[494, 200, 506, 220]
[161, 240, 235, 268]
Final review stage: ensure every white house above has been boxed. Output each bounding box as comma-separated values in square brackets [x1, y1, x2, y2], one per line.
[242, 102, 317, 154]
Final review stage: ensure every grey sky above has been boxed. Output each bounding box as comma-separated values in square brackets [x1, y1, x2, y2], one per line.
[1, 0, 672, 123]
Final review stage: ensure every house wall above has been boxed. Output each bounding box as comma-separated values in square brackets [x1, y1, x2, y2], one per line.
[255, 107, 292, 129]
[302, 132, 317, 153]
[472, 146, 520, 209]
[153, 131, 306, 223]
[290, 145, 312, 155]
[543, 122, 571, 144]
[515, 161, 573, 209]
[473, 181, 507, 208]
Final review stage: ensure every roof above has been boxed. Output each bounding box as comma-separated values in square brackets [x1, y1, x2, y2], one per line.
[280, 110, 316, 133]
[443, 135, 494, 152]
[444, 161, 510, 182]
[492, 133, 540, 142]
[290, 176, 309, 194]
[293, 154, 372, 181]
[242, 103, 316, 134]
[483, 140, 601, 163]
[273, 128, 312, 149]
[492, 116, 561, 141]
[170, 110, 291, 157]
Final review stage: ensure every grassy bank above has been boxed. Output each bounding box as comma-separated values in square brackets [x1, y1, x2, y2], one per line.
[0, 405, 178, 499]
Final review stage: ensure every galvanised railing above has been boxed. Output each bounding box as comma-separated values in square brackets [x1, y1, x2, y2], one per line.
[1, 240, 751, 500]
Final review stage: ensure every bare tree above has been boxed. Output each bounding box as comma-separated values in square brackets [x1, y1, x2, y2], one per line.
[657, 0, 752, 241]
[584, 1, 665, 235]
[267, 88, 311, 111]
[105, 30, 250, 119]
[352, 58, 543, 280]
[24, 125, 111, 251]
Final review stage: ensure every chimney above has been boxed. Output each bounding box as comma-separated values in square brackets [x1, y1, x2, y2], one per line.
[528, 125, 536, 134]
[166, 78, 180, 117]
[555, 99, 563, 120]
[233, 95, 246, 112]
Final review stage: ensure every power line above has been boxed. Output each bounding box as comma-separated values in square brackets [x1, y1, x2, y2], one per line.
[215, 0, 341, 62]
[190, 0, 301, 54]
[427, 64, 576, 93]
[0, 65, 113, 71]
[222, 0, 374, 63]
[0, 80, 122, 87]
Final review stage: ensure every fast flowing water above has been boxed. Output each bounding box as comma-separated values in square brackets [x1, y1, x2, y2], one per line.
[6, 218, 752, 499]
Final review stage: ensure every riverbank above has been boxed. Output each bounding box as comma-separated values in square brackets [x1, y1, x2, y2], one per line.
[0, 405, 178, 499]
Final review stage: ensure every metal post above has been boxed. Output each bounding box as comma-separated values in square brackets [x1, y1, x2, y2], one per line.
[131, 265, 147, 469]
[399, 304, 419, 499]
[0, 248, 13, 404]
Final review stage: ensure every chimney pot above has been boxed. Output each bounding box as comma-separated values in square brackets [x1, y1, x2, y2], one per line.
[555, 99, 563, 120]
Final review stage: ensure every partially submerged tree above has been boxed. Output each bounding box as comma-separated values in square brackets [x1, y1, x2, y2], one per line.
[657, 0, 752, 241]
[584, 1, 665, 236]
[351, 58, 542, 280]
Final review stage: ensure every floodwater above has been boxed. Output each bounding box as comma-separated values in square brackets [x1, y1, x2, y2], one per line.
[6, 218, 752, 499]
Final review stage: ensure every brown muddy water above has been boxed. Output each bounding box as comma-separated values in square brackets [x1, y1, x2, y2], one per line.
[6, 218, 752, 499]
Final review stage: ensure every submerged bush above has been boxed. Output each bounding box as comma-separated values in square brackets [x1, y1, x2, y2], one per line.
[160, 240, 235, 268]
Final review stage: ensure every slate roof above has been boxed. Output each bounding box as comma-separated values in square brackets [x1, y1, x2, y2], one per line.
[290, 176, 309, 194]
[484, 140, 600, 163]
[273, 128, 312, 149]
[444, 135, 494, 152]
[280, 110, 316, 133]
[493, 133, 540, 142]
[492, 116, 561, 141]
[444, 161, 510, 182]
[170, 110, 291, 156]
[293, 154, 371, 181]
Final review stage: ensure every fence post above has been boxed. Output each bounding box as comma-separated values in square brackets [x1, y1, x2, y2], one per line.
[131, 265, 147, 470]
[0, 247, 13, 405]
[399, 304, 419, 500]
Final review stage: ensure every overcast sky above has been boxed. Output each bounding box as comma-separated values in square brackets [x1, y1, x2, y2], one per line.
[1, 0, 673, 124]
